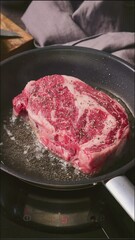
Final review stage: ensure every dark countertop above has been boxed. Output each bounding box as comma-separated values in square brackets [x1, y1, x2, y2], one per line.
[1, 1, 31, 29]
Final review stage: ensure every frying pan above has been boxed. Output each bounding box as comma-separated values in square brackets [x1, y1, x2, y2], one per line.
[0, 46, 135, 220]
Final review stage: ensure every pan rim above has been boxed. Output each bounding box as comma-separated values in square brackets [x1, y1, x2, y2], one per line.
[0, 45, 135, 71]
[0, 159, 135, 190]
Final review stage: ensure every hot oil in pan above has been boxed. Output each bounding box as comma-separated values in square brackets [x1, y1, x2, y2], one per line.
[1, 111, 91, 182]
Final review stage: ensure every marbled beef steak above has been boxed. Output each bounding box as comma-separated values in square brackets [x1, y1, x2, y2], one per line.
[12, 75, 130, 174]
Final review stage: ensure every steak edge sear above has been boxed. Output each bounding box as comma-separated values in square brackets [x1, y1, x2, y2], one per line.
[12, 75, 130, 174]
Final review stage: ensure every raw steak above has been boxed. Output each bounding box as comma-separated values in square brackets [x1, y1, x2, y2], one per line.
[12, 75, 130, 174]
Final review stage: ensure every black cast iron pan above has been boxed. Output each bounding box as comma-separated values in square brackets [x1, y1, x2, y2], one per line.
[0, 46, 135, 191]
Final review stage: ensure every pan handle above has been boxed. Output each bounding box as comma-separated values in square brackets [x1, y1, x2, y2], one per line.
[104, 176, 135, 221]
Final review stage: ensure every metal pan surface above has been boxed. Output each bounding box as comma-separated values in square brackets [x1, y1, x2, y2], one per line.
[0, 46, 134, 189]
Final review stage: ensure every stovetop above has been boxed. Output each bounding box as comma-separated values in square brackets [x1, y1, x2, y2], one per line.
[0, 167, 135, 239]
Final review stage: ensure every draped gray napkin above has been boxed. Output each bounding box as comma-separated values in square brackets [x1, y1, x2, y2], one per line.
[65, 32, 135, 66]
[21, 1, 135, 66]
[21, 1, 86, 46]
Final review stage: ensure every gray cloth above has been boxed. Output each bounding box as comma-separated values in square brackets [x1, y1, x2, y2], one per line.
[65, 32, 135, 66]
[72, 1, 123, 35]
[21, 1, 135, 66]
[21, 1, 86, 46]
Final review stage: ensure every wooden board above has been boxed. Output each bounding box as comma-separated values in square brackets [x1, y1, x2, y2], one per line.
[0, 13, 33, 60]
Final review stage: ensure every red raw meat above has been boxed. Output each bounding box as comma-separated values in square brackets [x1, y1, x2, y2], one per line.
[12, 75, 130, 174]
